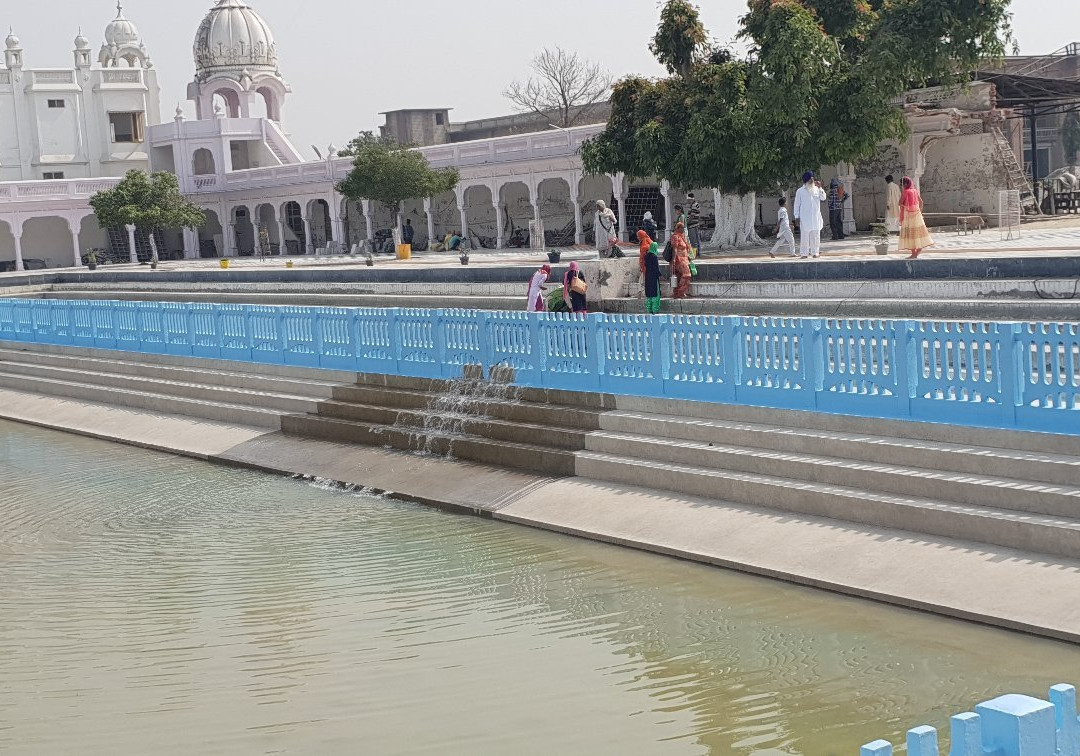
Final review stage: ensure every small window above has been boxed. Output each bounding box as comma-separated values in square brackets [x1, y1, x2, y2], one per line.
[108, 111, 145, 143]
[435, 112, 445, 126]
[43, 172, 65, 180]
[47, 99, 65, 109]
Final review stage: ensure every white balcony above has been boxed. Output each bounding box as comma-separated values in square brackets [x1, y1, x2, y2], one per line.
[0, 178, 120, 205]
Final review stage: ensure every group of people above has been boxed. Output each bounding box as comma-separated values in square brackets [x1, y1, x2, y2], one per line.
[526, 261, 588, 314]
[769, 171, 933, 259]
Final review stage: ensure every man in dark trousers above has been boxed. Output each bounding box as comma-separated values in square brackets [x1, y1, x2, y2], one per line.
[828, 178, 847, 240]
[402, 219, 415, 246]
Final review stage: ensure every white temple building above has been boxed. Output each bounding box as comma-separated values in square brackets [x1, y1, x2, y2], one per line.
[0, 0, 1045, 271]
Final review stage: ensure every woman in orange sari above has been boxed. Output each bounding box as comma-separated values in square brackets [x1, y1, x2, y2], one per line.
[637, 229, 653, 297]
[671, 222, 693, 299]
[898, 176, 934, 259]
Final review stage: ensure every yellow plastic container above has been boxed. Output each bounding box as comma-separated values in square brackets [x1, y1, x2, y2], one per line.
[285, 260, 294, 268]
[397, 244, 412, 260]
[219, 258, 230, 269]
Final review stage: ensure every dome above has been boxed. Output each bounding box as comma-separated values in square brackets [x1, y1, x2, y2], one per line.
[193, 0, 279, 81]
[75, 30, 91, 50]
[105, 3, 141, 47]
[5, 29, 20, 49]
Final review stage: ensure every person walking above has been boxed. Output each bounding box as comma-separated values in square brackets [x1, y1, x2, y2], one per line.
[686, 192, 702, 252]
[596, 200, 622, 258]
[671, 222, 693, 299]
[828, 177, 847, 240]
[526, 263, 551, 312]
[898, 177, 934, 259]
[563, 261, 588, 313]
[402, 218, 415, 246]
[793, 171, 827, 259]
[885, 174, 901, 233]
[644, 241, 663, 314]
[768, 197, 796, 258]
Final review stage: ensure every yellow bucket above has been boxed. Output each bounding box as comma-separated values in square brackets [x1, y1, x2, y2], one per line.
[219, 258, 230, 269]
[285, 260, 294, 268]
[397, 244, 412, 260]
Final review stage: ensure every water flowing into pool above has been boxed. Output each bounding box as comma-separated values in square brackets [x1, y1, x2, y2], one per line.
[1, 420, 1078, 754]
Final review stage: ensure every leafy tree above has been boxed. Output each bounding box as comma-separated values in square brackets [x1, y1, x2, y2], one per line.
[1063, 111, 1080, 166]
[505, 46, 613, 128]
[90, 170, 205, 258]
[582, 0, 1014, 244]
[335, 132, 459, 207]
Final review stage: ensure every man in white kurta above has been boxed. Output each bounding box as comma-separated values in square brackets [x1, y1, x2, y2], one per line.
[793, 171, 827, 258]
[885, 174, 901, 233]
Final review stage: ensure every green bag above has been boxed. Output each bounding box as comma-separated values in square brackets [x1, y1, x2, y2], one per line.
[689, 260, 698, 277]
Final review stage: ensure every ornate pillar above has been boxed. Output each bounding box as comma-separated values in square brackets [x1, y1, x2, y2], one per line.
[839, 162, 857, 235]
[612, 173, 629, 241]
[125, 223, 138, 264]
[660, 180, 673, 241]
[360, 200, 374, 252]
[493, 201, 505, 249]
[67, 217, 82, 268]
[424, 198, 435, 247]
[570, 191, 583, 246]
[280, 218, 291, 255]
[183, 227, 198, 259]
[303, 216, 314, 254]
[329, 194, 343, 253]
[455, 187, 468, 241]
[12, 227, 24, 272]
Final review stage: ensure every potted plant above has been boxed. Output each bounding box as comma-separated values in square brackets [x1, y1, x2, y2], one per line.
[86, 249, 98, 271]
[365, 250, 375, 267]
[459, 249, 470, 266]
[547, 249, 561, 264]
[871, 222, 890, 255]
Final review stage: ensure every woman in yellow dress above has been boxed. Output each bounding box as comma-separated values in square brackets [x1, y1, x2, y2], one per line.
[898, 177, 934, 259]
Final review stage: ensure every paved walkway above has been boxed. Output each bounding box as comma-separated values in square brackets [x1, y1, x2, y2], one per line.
[2, 386, 1079, 644]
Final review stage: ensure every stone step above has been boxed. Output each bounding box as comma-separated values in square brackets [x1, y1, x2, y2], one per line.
[0, 346, 339, 400]
[44, 281, 531, 296]
[687, 278, 1080, 300]
[347, 373, 618, 411]
[37, 290, 524, 310]
[573, 451, 1080, 559]
[584, 430, 1080, 519]
[0, 358, 322, 415]
[0, 370, 283, 429]
[280, 414, 576, 476]
[598, 410, 1080, 486]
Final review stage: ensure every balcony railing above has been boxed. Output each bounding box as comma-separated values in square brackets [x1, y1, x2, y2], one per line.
[0, 177, 121, 202]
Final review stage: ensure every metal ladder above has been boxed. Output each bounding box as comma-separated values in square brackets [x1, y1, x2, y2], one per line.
[992, 128, 1040, 214]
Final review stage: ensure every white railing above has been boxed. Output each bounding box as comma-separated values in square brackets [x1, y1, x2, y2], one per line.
[0, 177, 121, 203]
[102, 70, 142, 84]
[33, 70, 75, 84]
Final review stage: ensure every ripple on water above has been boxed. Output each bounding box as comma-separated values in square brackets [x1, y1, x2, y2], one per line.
[3, 420, 1080, 755]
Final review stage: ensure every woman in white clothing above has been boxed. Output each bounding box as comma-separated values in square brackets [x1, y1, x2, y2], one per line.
[793, 170, 827, 258]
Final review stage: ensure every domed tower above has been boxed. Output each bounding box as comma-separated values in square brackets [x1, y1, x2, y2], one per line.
[98, 2, 152, 68]
[187, 0, 290, 122]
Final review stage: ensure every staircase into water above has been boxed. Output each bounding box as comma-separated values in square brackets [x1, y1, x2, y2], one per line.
[0, 341, 1077, 561]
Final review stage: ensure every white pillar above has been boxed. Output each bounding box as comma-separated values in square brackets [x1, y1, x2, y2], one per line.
[424, 198, 435, 246]
[396, 202, 404, 245]
[280, 218, 291, 255]
[329, 196, 343, 253]
[660, 180, 673, 241]
[303, 216, 314, 254]
[13, 229, 24, 272]
[455, 189, 468, 242]
[571, 194, 583, 246]
[183, 227, 198, 259]
[125, 224, 138, 264]
[839, 165, 857, 235]
[611, 173, 629, 242]
[67, 218, 81, 268]
[361, 200, 373, 252]
[711, 187, 724, 248]
[493, 202, 505, 249]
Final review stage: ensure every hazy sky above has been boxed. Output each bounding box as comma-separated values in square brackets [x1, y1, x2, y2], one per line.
[5, 0, 1078, 159]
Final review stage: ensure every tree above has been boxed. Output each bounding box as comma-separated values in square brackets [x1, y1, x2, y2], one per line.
[582, 0, 1013, 246]
[505, 46, 614, 128]
[335, 132, 459, 234]
[90, 170, 205, 260]
[1063, 111, 1080, 166]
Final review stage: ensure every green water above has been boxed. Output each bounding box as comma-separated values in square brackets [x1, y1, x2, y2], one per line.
[1, 420, 1078, 755]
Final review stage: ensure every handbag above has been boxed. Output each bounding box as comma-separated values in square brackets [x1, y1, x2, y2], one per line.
[570, 275, 588, 295]
[663, 240, 674, 263]
[689, 260, 698, 277]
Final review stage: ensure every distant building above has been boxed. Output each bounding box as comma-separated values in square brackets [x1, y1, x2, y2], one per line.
[380, 102, 611, 147]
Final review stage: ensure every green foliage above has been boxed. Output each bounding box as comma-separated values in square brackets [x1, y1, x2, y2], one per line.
[336, 130, 398, 158]
[335, 132, 460, 205]
[1063, 112, 1080, 165]
[583, 0, 1014, 194]
[90, 170, 205, 231]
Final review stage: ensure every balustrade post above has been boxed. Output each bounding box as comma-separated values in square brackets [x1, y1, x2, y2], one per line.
[390, 308, 403, 375]
[950, 712, 982, 756]
[592, 314, 606, 383]
[906, 726, 938, 756]
[313, 309, 325, 367]
[477, 311, 493, 378]
[1050, 684, 1080, 755]
[893, 320, 918, 418]
[726, 316, 744, 399]
[649, 315, 665, 385]
[976, 694, 1056, 756]
[110, 302, 121, 346]
[860, 741, 893, 756]
[244, 306, 256, 357]
[999, 322, 1024, 428]
[802, 318, 824, 410]
[435, 310, 449, 378]
[276, 310, 288, 365]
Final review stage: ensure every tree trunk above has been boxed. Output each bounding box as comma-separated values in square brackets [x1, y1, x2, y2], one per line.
[710, 192, 763, 248]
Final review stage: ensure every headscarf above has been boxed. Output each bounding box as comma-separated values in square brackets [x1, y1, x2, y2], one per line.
[675, 221, 685, 234]
[638, 230, 652, 275]
[564, 260, 581, 291]
[648, 242, 659, 256]
[596, 200, 607, 212]
[643, 211, 653, 222]
[540, 264, 551, 274]
[901, 176, 922, 210]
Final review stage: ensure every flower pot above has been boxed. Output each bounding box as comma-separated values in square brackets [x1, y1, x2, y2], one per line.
[150, 262, 158, 270]
[460, 256, 469, 266]
[874, 243, 889, 255]
[286, 260, 294, 269]
[87, 263, 97, 271]
[220, 259, 230, 269]
[547, 251, 562, 264]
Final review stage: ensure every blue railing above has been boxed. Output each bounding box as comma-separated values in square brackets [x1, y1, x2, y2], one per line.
[0, 298, 1077, 436]
[863, 683, 1079, 755]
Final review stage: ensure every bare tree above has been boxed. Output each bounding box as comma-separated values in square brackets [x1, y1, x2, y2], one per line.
[504, 46, 614, 128]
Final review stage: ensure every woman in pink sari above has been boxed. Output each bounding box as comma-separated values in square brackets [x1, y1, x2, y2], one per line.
[898, 177, 934, 259]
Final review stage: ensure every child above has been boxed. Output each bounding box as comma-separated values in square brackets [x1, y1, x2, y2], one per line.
[769, 197, 796, 258]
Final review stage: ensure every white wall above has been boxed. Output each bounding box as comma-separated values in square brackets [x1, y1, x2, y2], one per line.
[921, 134, 1006, 221]
[20, 216, 74, 268]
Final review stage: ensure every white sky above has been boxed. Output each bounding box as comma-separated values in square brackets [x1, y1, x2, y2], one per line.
[5, 0, 1077, 159]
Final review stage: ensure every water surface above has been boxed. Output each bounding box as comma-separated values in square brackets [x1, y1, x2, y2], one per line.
[1, 420, 1078, 754]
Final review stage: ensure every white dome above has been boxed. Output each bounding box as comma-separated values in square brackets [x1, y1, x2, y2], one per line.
[5, 30, 20, 49]
[194, 0, 279, 81]
[105, 3, 141, 47]
[75, 31, 91, 50]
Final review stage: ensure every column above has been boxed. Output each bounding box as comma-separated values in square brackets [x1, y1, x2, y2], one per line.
[303, 216, 314, 254]
[711, 187, 724, 248]
[396, 202, 404, 246]
[455, 188, 468, 242]
[570, 192, 583, 245]
[360, 200, 373, 252]
[424, 198, 435, 247]
[280, 218, 291, 255]
[12, 227, 24, 272]
[660, 180, 673, 241]
[67, 218, 82, 268]
[839, 163, 857, 235]
[329, 195, 343, 254]
[612, 173, 629, 242]
[493, 201, 505, 249]
[125, 224, 138, 264]
[183, 227, 198, 259]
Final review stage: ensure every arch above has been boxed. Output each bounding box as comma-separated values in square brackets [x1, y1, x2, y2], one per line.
[0, 219, 16, 269]
[498, 181, 532, 247]
[369, 201, 397, 253]
[401, 198, 428, 249]
[77, 214, 108, 263]
[306, 198, 333, 252]
[429, 190, 458, 240]
[192, 148, 216, 176]
[20, 216, 72, 269]
[256, 87, 280, 122]
[463, 185, 495, 249]
[254, 203, 280, 255]
[537, 177, 574, 247]
[232, 205, 255, 256]
[211, 88, 241, 118]
[199, 209, 223, 258]
[281, 200, 305, 255]
[340, 198, 368, 252]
